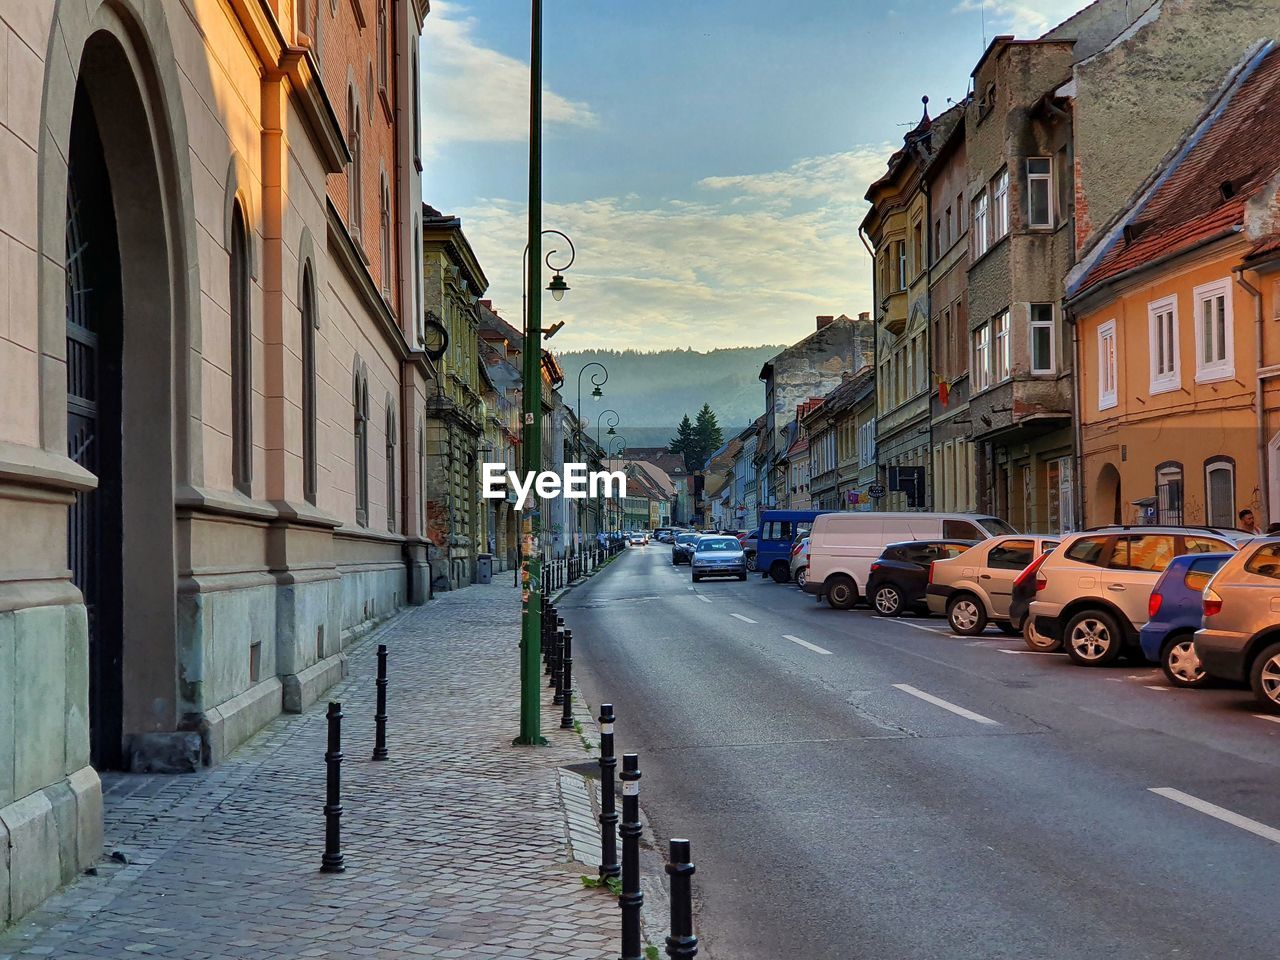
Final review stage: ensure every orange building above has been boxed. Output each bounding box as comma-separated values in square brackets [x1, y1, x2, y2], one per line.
[1066, 41, 1280, 530]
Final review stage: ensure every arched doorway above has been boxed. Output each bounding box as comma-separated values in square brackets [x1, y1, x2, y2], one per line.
[1093, 463, 1122, 527]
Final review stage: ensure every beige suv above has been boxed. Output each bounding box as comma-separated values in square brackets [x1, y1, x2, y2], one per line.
[1195, 537, 1280, 712]
[1030, 527, 1241, 667]
[926, 535, 1060, 635]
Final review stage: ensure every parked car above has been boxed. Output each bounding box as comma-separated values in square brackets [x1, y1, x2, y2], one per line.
[804, 512, 1015, 609]
[1010, 551, 1057, 650]
[1195, 537, 1280, 711]
[1030, 526, 1242, 667]
[790, 537, 811, 589]
[757, 510, 834, 583]
[1140, 553, 1232, 688]
[926, 535, 1060, 635]
[738, 528, 759, 571]
[866, 540, 977, 616]
[654, 527, 675, 543]
[671, 532, 701, 565]
[691, 535, 748, 582]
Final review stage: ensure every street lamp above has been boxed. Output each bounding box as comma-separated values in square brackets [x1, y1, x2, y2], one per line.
[574, 363, 608, 552]
[609, 434, 627, 533]
[595, 408, 620, 544]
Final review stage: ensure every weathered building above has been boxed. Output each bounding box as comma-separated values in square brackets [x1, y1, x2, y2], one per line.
[803, 368, 876, 511]
[0, 0, 431, 923]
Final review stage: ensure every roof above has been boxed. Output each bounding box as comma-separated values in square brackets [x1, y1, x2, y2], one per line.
[1069, 41, 1280, 298]
[801, 366, 875, 429]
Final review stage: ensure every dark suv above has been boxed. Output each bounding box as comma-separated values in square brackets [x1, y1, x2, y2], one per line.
[865, 540, 976, 617]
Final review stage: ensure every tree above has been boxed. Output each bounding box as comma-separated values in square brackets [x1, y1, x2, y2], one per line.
[690, 403, 723, 469]
[668, 414, 695, 466]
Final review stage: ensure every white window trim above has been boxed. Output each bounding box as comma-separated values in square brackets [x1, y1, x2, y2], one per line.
[1098, 319, 1118, 411]
[1030, 303, 1056, 375]
[972, 322, 992, 393]
[1192, 278, 1235, 384]
[1205, 460, 1235, 526]
[992, 168, 1009, 239]
[1026, 157, 1054, 229]
[1147, 294, 1180, 395]
[993, 310, 1011, 383]
[973, 192, 989, 258]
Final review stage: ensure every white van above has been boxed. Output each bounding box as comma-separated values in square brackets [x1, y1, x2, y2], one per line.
[802, 512, 1016, 609]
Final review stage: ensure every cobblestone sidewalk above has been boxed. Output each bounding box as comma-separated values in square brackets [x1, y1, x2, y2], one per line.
[0, 582, 618, 959]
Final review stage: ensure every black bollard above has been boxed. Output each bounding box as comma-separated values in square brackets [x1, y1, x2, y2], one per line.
[619, 754, 643, 960]
[320, 702, 345, 873]
[665, 839, 698, 958]
[549, 617, 563, 689]
[559, 628, 574, 729]
[597, 704, 620, 880]
[372, 644, 389, 761]
[552, 624, 566, 705]
[542, 603, 554, 675]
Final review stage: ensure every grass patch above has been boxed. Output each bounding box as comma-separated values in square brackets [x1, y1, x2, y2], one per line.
[581, 874, 624, 896]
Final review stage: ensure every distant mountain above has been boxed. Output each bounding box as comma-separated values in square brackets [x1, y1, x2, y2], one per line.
[555, 346, 786, 451]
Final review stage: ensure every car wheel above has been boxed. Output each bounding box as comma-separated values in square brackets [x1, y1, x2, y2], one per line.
[738, 571, 747, 581]
[795, 566, 808, 590]
[1249, 641, 1280, 712]
[872, 584, 903, 617]
[1023, 618, 1061, 652]
[826, 575, 856, 610]
[946, 594, 987, 635]
[770, 561, 789, 584]
[1064, 609, 1124, 666]
[1161, 635, 1210, 689]
[691, 573, 701, 583]
[745, 553, 757, 572]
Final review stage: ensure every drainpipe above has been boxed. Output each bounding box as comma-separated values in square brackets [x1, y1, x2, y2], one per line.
[1233, 266, 1268, 521]
[1062, 301, 1084, 530]
[859, 224, 879, 505]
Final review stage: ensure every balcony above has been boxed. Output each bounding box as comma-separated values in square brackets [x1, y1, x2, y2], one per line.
[969, 377, 1072, 444]
[879, 289, 908, 336]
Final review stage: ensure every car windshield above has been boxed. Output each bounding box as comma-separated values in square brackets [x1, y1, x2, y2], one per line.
[978, 517, 1018, 536]
[677, 534, 700, 544]
[697, 538, 741, 552]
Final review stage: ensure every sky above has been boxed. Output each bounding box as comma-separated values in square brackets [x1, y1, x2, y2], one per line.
[418, 0, 1094, 351]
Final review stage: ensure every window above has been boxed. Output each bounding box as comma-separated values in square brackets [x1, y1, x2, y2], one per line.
[376, 0, 389, 95]
[379, 175, 392, 296]
[1148, 295, 1180, 393]
[302, 263, 318, 505]
[1108, 535, 1176, 573]
[354, 366, 369, 525]
[992, 168, 1009, 239]
[988, 539, 1034, 570]
[913, 222, 923, 276]
[993, 311, 1010, 382]
[956, 193, 965, 231]
[1244, 543, 1280, 580]
[385, 402, 397, 532]
[1065, 536, 1108, 565]
[972, 322, 991, 392]
[347, 86, 363, 239]
[942, 519, 983, 539]
[1030, 303, 1055, 374]
[933, 218, 941, 260]
[417, 424, 424, 536]
[1027, 158, 1053, 228]
[897, 240, 907, 290]
[1098, 320, 1118, 410]
[1156, 462, 1183, 526]
[972, 191, 989, 257]
[412, 49, 421, 168]
[1182, 558, 1225, 593]
[230, 201, 252, 496]
[1193, 279, 1233, 382]
[1205, 457, 1235, 528]
[943, 208, 952, 249]
[1184, 536, 1232, 554]
[1047, 457, 1072, 533]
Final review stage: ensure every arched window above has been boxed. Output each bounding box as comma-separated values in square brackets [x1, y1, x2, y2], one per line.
[1204, 456, 1236, 529]
[379, 175, 392, 297]
[302, 262, 318, 504]
[347, 86, 362, 239]
[354, 364, 369, 525]
[417, 421, 425, 537]
[385, 399, 397, 533]
[1155, 461, 1183, 526]
[377, 0, 389, 94]
[230, 201, 252, 495]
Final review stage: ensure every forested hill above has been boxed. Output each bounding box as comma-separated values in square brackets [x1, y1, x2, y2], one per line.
[556, 346, 785, 449]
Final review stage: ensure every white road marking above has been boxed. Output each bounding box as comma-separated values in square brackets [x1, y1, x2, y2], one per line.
[892, 684, 1000, 725]
[997, 648, 1060, 656]
[1143, 684, 1170, 692]
[730, 613, 757, 623]
[893, 619, 951, 635]
[697, 595, 712, 604]
[1149, 787, 1280, 845]
[686, 586, 694, 591]
[1254, 714, 1280, 724]
[783, 634, 832, 655]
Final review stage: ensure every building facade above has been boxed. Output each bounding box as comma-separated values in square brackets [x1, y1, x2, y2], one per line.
[0, 0, 431, 923]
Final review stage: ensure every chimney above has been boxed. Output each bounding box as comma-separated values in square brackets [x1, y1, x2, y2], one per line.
[816, 315, 835, 331]
[858, 311, 870, 323]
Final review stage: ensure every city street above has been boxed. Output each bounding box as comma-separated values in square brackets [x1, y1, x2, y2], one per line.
[567, 544, 1280, 960]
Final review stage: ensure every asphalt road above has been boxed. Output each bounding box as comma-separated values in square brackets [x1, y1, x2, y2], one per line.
[564, 544, 1280, 960]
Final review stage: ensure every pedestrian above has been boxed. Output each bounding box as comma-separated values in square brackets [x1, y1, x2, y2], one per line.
[1238, 508, 1261, 535]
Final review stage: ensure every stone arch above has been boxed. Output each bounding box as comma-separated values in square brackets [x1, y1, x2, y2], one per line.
[297, 225, 319, 325]
[1092, 462, 1122, 527]
[223, 152, 259, 281]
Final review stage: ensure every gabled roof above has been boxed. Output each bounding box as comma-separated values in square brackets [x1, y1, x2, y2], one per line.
[1069, 41, 1280, 299]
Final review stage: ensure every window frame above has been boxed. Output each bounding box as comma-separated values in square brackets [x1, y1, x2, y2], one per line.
[1098, 319, 1118, 411]
[972, 190, 989, 258]
[1030, 303, 1055, 375]
[1147, 294, 1181, 394]
[301, 262, 318, 505]
[1026, 157, 1054, 229]
[385, 400, 397, 533]
[230, 201, 253, 497]
[991, 167, 1009, 240]
[972, 321, 992, 393]
[1204, 456, 1236, 528]
[993, 310, 1011, 383]
[1192, 278, 1234, 383]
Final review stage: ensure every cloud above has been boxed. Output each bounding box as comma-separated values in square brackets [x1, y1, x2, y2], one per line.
[420, 2, 596, 154]
[952, 0, 1095, 37]
[456, 145, 896, 351]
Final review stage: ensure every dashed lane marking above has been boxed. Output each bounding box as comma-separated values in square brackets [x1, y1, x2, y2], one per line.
[783, 634, 833, 655]
[1253, 714, 1280, 724]
[997, 648, 1062, 656]
[730, 613, 757, 623]
[891, 683, 1000, 726]
[1143, 684, 1170, 692]
[1149, 787, 1280, 845]
[890, 619, 952, 635]
[697, 595, 712, 604]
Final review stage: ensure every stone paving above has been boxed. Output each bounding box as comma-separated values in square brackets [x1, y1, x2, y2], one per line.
[0, 581, 619, 960]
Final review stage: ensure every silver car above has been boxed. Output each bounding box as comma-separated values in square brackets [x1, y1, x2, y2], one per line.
[1195, 537, 1280, 712]
[691, 535, 748, 582]
[790, 537, 810, 589]
[926, 534, 1060, 635]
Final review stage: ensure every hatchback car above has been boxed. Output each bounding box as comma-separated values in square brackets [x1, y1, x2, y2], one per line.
[866, 540, 976, 616]
[1139, 553, 1232, 688]
[671, 532, 701, 565]
[790, 537, 811, 589]
[1030, 526, 1241, 667]
[1195, 537, 1280, 712]
[926, 535, 1059, 635]
[628, 532, 647, 546]
[691, 536, 748, 582]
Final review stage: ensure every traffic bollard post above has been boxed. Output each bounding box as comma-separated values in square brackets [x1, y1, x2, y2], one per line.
[549, 617, 563, 689]
[664, 839, 698, 958]
[619, 753, 643, 960]
[559, 629, 574, 729]
[597, 704, 620, 879]
[372, 644, 389, 761]
[552, 623, 566, 705]
[320, 702, 345, 873]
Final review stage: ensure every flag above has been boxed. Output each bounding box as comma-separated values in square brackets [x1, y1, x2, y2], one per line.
[938, 378, 950, 408]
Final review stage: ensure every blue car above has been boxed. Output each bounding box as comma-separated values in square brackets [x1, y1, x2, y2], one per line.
[1140, 553, 1232, 688]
